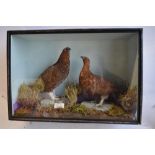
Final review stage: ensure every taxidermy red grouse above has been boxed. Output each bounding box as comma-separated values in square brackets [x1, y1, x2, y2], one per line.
[34, 47, 71, 99]
[79, 56, 117, 106]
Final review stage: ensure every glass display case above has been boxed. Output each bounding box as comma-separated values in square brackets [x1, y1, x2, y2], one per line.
[7, 28, 143, 124]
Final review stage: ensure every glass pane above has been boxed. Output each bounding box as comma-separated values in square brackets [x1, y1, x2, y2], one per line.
[10, 31, 140, 123]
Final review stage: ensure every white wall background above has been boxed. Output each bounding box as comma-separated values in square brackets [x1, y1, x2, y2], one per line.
[0, 26, 154, 128]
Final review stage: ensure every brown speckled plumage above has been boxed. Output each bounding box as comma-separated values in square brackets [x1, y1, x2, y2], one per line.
[79, 56, 116, 98]
[40, 47, 70, 92]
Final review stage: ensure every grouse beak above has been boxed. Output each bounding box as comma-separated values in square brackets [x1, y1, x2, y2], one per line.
[65, 47, 71, 51]
[81, 56, 84, 60]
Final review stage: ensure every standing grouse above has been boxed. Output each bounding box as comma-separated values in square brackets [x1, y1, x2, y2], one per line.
[34, 47, 71, 99]
[79, 56, 117, 106]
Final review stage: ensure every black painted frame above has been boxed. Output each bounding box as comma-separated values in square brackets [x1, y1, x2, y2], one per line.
[7, 28, 143, 124]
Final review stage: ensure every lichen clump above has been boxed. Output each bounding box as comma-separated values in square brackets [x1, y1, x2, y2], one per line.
[119, 86, 138, 112]
[64, 82, 79, 105]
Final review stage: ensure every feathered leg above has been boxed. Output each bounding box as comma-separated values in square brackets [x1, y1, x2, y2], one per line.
[49, 90, 56, 101]
[96, 95, 108, 107]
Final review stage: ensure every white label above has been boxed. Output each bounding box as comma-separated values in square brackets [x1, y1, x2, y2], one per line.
[54, 103, 65, 109]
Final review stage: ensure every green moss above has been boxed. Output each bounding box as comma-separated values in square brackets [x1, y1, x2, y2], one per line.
[71, 104, 87, 115]
[106, 104, 125, 116]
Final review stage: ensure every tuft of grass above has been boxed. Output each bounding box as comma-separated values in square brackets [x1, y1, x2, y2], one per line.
[17, 83, 40, 107]
[119, 86, 138, 112]
[64, 82, 78, 105]
[30, 77, 45, 92]
[17, 78, 45, 108]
